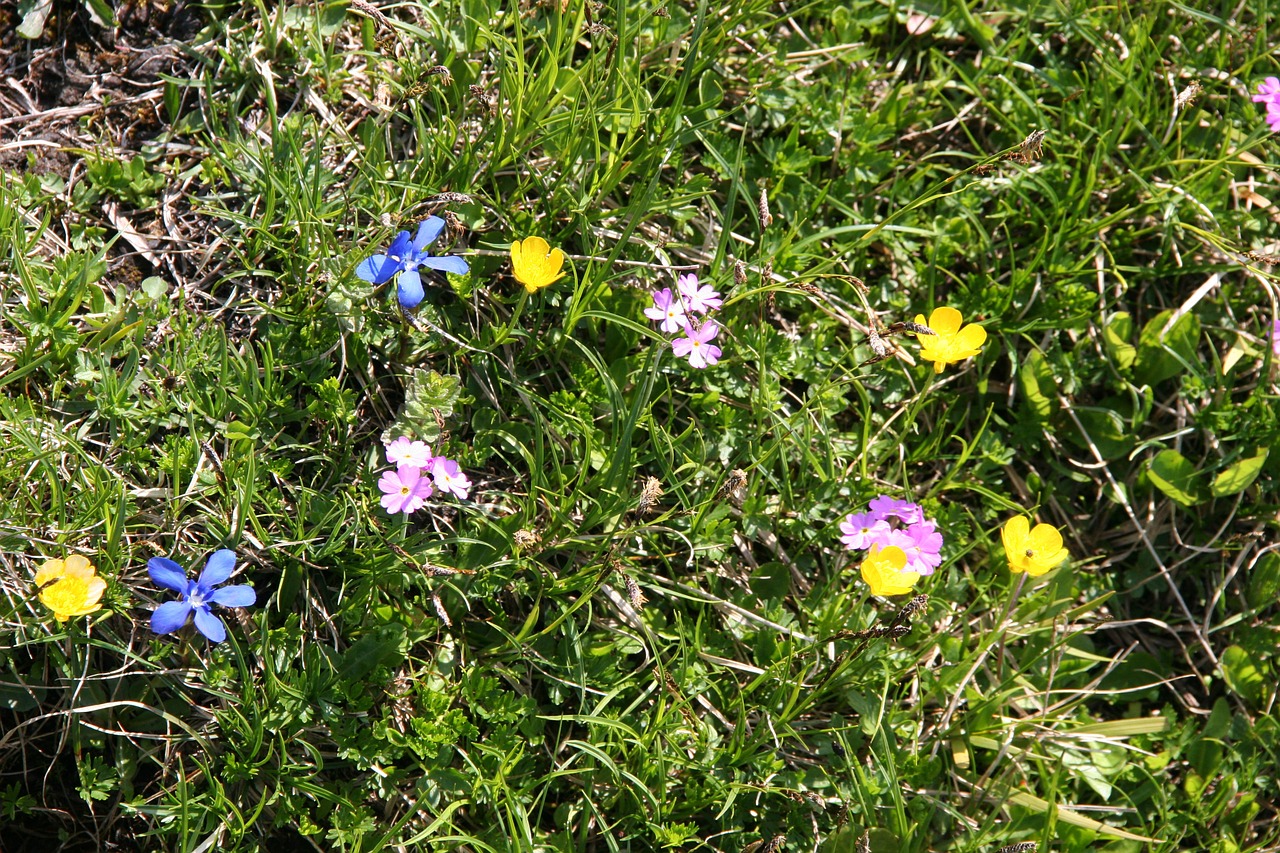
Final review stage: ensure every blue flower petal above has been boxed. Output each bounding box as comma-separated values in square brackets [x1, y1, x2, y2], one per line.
[198, 549, 237, 587]
[413, 217, 447, 251]
[209, 584, 256, 608]
[192, 606, 227, 643]
[148, 558, 189, 593]
[385, 231, 413, 261]
[397, 270, 425, 309]
[151, 600, 194, 635]
[421, 254, 470, 276]
[356, 253, 391, 283]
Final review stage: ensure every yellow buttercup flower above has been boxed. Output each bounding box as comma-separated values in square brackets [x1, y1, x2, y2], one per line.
[860, 544, 921, 597]
[1001, 516, 1069, 576]
[510, 236, 567, 293]
[913, 306, 987, 373]
[34, 555, 106, 621]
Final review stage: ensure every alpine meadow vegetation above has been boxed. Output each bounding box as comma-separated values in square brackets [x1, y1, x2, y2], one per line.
[3, 0, 1280, 851]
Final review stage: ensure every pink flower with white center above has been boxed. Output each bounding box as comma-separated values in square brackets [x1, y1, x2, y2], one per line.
[1253, 77, 1280, 132]
[644, 288, 688, 333]
[676, 273, 722, 315]
[1271, 319, 1280, 358]
[386, 436, 433, 467]
[893, 520, 944, 575]
[672, 320, 723, 369]
[379, 465, 434, 515]
[839, 511, 892, 551]
[868, 495, 924, 525]
[430, 458, 471, 500]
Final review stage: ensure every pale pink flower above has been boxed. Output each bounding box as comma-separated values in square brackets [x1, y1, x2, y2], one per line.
[891, 520, 944, 575]
[379, 465, 434, 515]
[1252, 78, 1280, 132]
[839, 512, 892, 551]
[644, 288, 688, 333]
[676, 273, 722, 314]
[430, 458, 471, 500]
[672, 320, 723, 369]
[386, 436, 433, 467]
[868, 495, 924, 525]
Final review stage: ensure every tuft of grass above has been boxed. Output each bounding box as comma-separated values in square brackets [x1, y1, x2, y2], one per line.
[2, 0, 1280, 851]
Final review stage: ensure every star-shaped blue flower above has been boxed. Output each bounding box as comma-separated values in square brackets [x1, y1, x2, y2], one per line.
[148, 549, 257, 644]
[355, 216, 471, 310]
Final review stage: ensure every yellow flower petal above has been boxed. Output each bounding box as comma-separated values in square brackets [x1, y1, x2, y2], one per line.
[1002, 516, 1068, 576]
[34, 558, 68, 587]
[511, 236, 567, 293]
[62, 555, 96, 579]
[952, 323, 988, 351]
[39, 575, 106, 621]
[927, 306, 963, 336]
[860, 544, 920, 596]
[914, 306, 986, 372]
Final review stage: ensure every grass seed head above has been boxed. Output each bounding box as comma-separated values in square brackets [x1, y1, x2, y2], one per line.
[733, 259, 748, 285]
[431, 592, 452, 627]
[719, 468, 748, 506]
[1174, 80, 1201, 110]
[758, 187, 773, 230]
[514, 528, 542, 551]
[623, 573, 646, 608]
[636, 476, 663, 514]
[1011, 129, 1047, 164]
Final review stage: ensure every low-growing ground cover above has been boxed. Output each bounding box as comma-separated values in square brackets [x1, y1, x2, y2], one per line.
[2, 0, 1279, 850]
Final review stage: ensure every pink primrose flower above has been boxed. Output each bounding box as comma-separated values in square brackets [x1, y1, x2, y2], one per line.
[379, 465, 434, 515]
[672, 320, 723, 369]
[676, 273, 723, 315]
[839, 512, 893, 551]
[430, 458, 472, 500]
[644, 288, 688, 333]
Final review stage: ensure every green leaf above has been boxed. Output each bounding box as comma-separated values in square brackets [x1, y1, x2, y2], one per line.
[83, 0, 118, 28]
[140, 276, 169, 301]
[1220, 644, 1267, 705]
[0, 684, 39, 712]
[337, 624, 407, 686]
[1210, 451, 1267, 497]
[1134, 309, 1200, 386]
[1147, 449, 1204, 507]
[1017, 349, 1056, 421]
[17, 0, 52, 38]
[1247, 552, 1280, 609]
[1071, 407, 1132, 460]
[1103, 311, 1136, 371]
[386, 369, 463, 444]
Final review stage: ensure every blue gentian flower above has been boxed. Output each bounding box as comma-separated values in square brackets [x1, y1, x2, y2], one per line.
[148, 549, 257, 644]
[355, 216, 471, 310]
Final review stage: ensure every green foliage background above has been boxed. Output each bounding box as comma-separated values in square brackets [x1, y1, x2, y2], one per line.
[2, 0, 1280, 850]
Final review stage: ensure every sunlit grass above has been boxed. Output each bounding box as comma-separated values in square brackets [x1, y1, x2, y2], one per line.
[2, 0, 1279, 850]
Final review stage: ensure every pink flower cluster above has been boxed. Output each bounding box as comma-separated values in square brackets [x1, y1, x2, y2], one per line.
[378, 436, 471, 515]
[839, 494, 943, 575]
[644, 272, 724, 369]
[1253, 77, 1280, 133]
